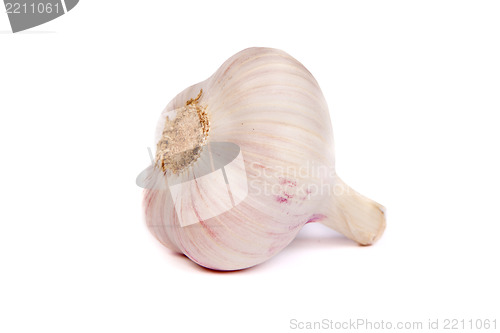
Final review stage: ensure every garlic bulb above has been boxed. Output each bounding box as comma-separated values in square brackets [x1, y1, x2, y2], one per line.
[137, 47, 386, 271]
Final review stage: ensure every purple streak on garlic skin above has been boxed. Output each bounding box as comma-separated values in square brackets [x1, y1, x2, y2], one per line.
[275, 196, 289, 204]
[141, 47, 386, 271]
[306, 214, 327, 224]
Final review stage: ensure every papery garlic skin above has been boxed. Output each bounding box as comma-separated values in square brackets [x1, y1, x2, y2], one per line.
[141, 47, 386, 270]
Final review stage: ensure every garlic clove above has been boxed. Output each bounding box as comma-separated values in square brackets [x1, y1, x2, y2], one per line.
[322, 175, 386, 246]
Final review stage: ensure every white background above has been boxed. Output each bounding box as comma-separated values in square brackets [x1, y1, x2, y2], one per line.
[1, 1, 499, 332]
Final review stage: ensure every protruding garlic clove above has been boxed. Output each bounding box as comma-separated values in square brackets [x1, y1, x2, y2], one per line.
[322, 175, 386, 245]
[137, 47, 386, 270]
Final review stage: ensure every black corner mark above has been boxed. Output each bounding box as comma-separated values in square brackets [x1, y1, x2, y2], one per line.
[4, 0, 79, 33]
[64, 0, 77, 11]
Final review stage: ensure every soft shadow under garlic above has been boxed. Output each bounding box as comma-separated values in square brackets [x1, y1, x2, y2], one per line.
[157, 223, 359, 273]
[287, 223, 359, 251]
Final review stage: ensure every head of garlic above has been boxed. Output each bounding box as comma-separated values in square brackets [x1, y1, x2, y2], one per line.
[137, 47, 386, 271]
